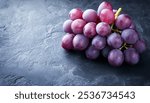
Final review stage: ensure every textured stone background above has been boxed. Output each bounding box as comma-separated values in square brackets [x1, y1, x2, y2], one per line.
[0, 0, 150, 86]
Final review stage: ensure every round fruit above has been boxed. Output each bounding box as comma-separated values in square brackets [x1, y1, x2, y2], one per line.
[96, 22, 111, 36]
[83, 22, 97, 38]
[73, 34, 89, 51]
[63, 19, 73, 33]
[108, 49, 124, 66]
[121, 29, 139, 44]
[115, 14, 132, 30]
[85, 46, 100, 60]
[69, 8, 83, 20]
[82, 9, 97, 23]
[71, 19, 86, 34]
[62, 33, 75, 50]
[99, 9, 115, 24]
[92, 35, 106, 50]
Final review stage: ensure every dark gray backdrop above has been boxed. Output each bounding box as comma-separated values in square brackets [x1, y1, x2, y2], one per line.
[0, 0, 150, 85]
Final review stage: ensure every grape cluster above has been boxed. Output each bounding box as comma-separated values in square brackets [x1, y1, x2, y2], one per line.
[61, 1, 146, 67]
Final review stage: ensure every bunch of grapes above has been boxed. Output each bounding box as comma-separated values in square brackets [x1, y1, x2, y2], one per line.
[61, 1, 146, 67]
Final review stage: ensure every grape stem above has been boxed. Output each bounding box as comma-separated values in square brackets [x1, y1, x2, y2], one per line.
[111, 8, 122, 29]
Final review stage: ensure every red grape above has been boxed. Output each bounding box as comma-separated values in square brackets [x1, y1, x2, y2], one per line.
[97, 1, 113, 16]
[73, 34, 89, 51]
[82, 9, 97, 23]
[121, 29, 139, 44]
[124, 48, 139, 65]
[63, 19, 73, 33]
[108, 49, 124, 66]
[83, 22, 97, 38]
[92, 35, 106, 50]
[115, 14, 132, 30]
[96, 22, 111, 36]
[134, 40, 146, 53]
[69, 8, 83, 20]
[62, 33, 75, 50]
[99, 9, 115, 24]
[107, 32, 123, 49]
[85, 46, 100, 60]
[71, 19, 86, 34]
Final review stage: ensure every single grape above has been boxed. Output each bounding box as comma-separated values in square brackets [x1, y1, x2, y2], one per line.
[102, 46, 111, 58]
[121, 29, 139, 44]
[82, 9, 97, 23]
[85, 46, 100, 60]
[108, 49, 124, 66]
[92, 35, 106, 50]
[124, 48, 139, 65]
[107, 32, 123, 49]
[71, 19, 86, 34]
[97, 1, 113, 16]
[129, 22, 136, 29]
[115, 14, 132, 30]
[73, 34, 89, 51]
[61, 33, 75, 50]
[96, 22, 111, 36]
[63, 19, 73, 33]
[69, 8, 83, 20]
[99, 9, 115, 24]
[134, 40, 146, 53]
[83, 22, 97, 38]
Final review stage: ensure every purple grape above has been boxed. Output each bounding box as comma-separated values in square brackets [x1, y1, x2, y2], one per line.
[69, 8, 83, 20]
[97, 1, 113, 16]
[83, 22, 97, 38]
[102, 46, 111, 58]
[115, 14, 132, 30]
[63, 19, 73, 33]
[92, 35, 106, 50]
[124, 48, 139, 65]
[85, 46, 100, 60]
[96, 22, 111, 36]
[134, 40, 146, 53]
[82, 9, 98, 23]
[61, 33, 75, 50]
[71, 19, 86, 34]
[73, 34, 89, 51]
[121, 29, 139, 44]
[129, 22, 136, 29]
[107, 32, 123, 48]
[108, 49, 124, 66]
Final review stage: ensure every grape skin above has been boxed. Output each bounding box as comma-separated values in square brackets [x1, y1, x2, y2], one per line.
[121, 29, 139, 44]
[85, 46, 100, 60]
[107, 32, 123, 49]
[115, 14, 132, 30]
[62, 33, 75, 50]
[96, 22, 111, 36]
[71, 19, 86, 34]
[124, 48, 139, 65]
[97, 1, 113, 16]
[69, 8, 83, 20]
[99, 9, 115, 24]
[73, 34, 89, 51]
[83, 22, 97, 38]
[134, 40, 146, 53]
[63, 19, 73, 33]
[102, 46, 111, 58]
[108, 49, 124, 66]
[92, 35, 106, 50]
[82, 9, 98, 23]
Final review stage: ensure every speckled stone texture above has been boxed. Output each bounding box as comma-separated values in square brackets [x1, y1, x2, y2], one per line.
[0, 0, 150, 86]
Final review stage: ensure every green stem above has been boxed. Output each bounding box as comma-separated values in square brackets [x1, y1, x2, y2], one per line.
[111, 8, 122, 29]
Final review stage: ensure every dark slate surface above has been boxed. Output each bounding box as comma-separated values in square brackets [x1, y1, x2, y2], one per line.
[0, 0, 150, 86]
